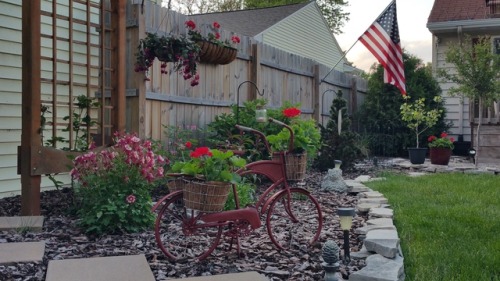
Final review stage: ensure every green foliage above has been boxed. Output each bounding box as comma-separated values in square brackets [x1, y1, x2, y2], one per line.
[315, 90, 367, 170]
[71, 133, 167, 234]
[170, 148, 246, 183]
[267, 118, 321, 155]
[400, 95, 442, 148]
[224, 180, 256, 210]
[365, 173, 500, 280]
[428, 132, 454, 149]
[357, 52, 450, 157]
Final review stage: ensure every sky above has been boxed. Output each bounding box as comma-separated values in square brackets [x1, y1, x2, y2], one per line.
[336, 0, 435, 72]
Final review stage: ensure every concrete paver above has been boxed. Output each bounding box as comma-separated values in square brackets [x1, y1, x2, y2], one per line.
[0, 242, 45, 264]
[45, 254, 155, 281]
[0, 216, 44, 232]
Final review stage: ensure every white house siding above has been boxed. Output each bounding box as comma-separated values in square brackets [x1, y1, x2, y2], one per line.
[260, 3, 345, 71]
[433, 31, 500, 143]
[0, 0, 100, 197]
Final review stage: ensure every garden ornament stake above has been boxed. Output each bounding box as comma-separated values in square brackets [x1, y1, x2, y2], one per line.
[322, 240, 340, 281]
[337, 207, 355, 264]
[236, 81, 265, 124]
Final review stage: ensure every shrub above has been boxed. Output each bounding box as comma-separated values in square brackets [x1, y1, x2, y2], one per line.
[71, 132, 167, 234]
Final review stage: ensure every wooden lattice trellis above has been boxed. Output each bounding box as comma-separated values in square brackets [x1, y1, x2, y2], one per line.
[19, 0, 127, 215]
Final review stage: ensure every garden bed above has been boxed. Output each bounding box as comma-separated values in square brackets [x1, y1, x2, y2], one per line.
[0, 171, 370, 280]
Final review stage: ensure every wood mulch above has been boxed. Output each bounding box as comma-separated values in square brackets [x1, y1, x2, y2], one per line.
[0, 168, 375, 281]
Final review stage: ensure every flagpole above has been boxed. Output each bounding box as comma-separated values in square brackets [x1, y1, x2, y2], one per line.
[321, 0, 396, 83]
[320, 40, 358, 83]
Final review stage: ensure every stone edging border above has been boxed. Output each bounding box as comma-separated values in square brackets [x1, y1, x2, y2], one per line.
[344, 176, 405, 281]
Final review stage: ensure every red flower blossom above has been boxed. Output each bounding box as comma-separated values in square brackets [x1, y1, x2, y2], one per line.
[283, 107, 301, 118]
[126, 194, 136, 204]
[231, 35, 240, 44]
[185, 20, 196, 30]
[428, 135, 437, 142]
[215, 32, 221, 40]
[190, 147, 212, 158]
[213, 21, 220, 29]
[440, 132, 448, 138]
[185, 141, 192, 148]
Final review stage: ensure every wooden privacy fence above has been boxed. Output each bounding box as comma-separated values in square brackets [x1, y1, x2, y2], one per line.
[18, 0, 367, 215]
[126, 1, 367, 143]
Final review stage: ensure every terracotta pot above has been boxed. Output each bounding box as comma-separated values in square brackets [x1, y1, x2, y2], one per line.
[429, 147, 452, 165]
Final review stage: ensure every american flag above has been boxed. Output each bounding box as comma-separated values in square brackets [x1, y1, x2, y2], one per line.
[359, 0, 406, 95]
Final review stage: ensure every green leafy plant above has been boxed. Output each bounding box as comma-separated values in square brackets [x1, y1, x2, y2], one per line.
[134, 32, 201, 86]
[224, 180, 256, 211]
[428, 132, 454, 149]
[315, 90, 367, 170]
[267, 107, 321, 156]
[400, 94, 442, 148]
[170, 147, 246, 183]
[71, 132, 167, 234]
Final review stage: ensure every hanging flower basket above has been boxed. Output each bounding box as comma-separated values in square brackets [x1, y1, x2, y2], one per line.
[197, 40, 237, 65]
[183, 180, 232, 212]
[272, 152, 308, 181]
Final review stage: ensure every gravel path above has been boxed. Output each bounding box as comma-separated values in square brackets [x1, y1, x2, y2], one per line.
[0, 170, 372, 280]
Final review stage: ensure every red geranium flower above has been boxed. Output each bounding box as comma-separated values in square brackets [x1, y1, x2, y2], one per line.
[231, 35, 240, 44]
[213, 21, 220, 29]
[215, 32, 221, 40]
[185, 20, 196, 30]
[428, 135, 437, 142]
[283, 107, 301, 118]
[190, 147, 212, 158]
[440, 132, 448, 138]
[185, 141, 192, 149]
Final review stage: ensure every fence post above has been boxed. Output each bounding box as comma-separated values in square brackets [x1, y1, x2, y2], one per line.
[349, 76, 358, 131]
[111, 0, 127, 134]
[313, 64, 321, 122]
[249, 43, 261, 100]
[20, 0, 42, 215]
[128, 2, 147, 138]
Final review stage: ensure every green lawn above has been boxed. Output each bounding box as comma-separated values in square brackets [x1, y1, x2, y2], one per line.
[365, 172, 500, 281]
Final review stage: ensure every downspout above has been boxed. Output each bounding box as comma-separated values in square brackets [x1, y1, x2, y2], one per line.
[457, 26, 464, 137]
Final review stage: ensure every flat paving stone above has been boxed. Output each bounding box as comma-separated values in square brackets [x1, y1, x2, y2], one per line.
[369, 208, 393, 219]
[180, 272, 269, 281]
[358, 197, 388, 204]
[0, 216, 44, 232]
[45, 254, 154, 281]
[0, 242, 45, 264]
[356, 203, 382, 213]
[366, 218, 394, 226]
[358, 191, 384, 198]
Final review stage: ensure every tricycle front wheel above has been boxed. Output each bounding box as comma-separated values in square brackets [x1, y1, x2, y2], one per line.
[154, 192, 222, 262]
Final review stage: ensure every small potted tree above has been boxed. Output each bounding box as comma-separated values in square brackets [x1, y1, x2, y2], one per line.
[400, 95, 442, 164]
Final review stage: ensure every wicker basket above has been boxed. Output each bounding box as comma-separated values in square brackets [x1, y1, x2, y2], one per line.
[166, 178, 186, 193]
[197, 41, 237, 65]
[183, 180, 232, 212]
[273, 152, 308, 181]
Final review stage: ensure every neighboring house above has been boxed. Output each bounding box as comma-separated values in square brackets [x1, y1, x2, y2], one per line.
[0, 0, 100, 196]
[189, 2, 351, 72]
[427, 0, 500, 162]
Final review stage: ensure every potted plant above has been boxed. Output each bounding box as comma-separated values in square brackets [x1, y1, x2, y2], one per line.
[169, 146, 247, 212]
[185, 20, 240, 65]
[134, 32, 201, 86]
[70, 132, 168, 234]
[400, 95, 442, 164]
[267, 106, 321, 180]
[428, 132, 455, 165]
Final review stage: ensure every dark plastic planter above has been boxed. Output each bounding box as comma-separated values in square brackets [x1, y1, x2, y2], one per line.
[408, 148, 427, 164]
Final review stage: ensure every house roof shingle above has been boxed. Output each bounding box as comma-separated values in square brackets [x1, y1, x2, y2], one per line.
[188, 2, 310, 37]
[428, 0, 489, 23]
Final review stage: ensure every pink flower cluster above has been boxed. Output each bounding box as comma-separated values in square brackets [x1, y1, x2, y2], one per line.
[71, 132, 168, 185]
